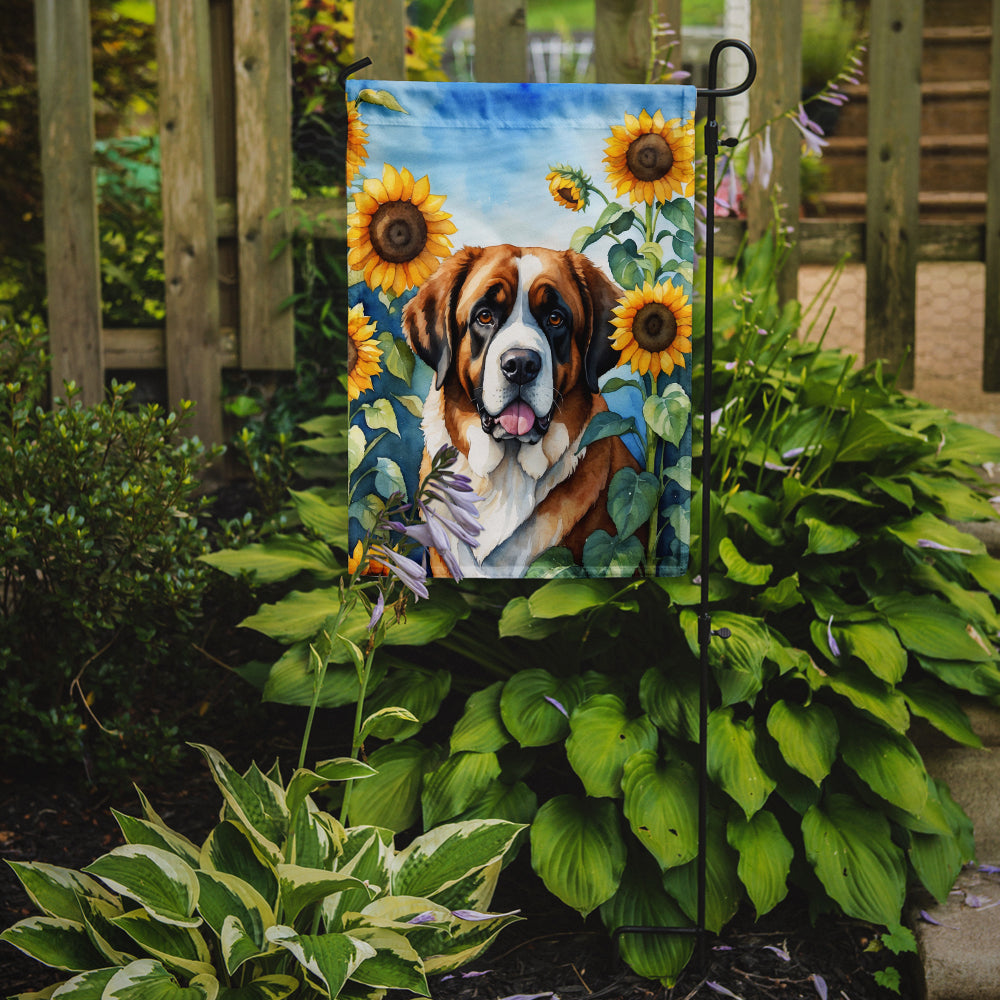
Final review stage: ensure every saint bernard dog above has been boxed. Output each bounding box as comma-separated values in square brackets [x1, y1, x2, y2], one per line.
[403, 244, 640, 578]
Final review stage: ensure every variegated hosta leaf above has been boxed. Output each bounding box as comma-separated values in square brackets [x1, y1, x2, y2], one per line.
[661, 811, 742, 934]
[288, 802, 344, 870]
[706, 707, 776, 819]
[4, 861, 118, 922]
[420, 751, 502, 829]
[214, 974, 299, 1000]
[323, 829, 393, 931]
[285, 760, 376, 823]
[195, 870, 274, 974]
[83, 846, 200, 928]
[345, 926, 429, 995]
[112, 810, 202, 868]
[276, 864, 375, 925]
[621, 751, 699, 871]
[191, 745, 287, 863]
[265, 925, 376, 998]
[422, 906, 522, 975]
[45, 965, 118, 997]
[391, 820, 524, 901]
[802, 793, 906, 926]
[77, 894, 136, 966]
[529, 795, 626, 917]
[110, 908, 214, 979]
[765, 700, 838, 786]
[450, 681, 511, 754]
[424, 859, 501, 916]
[200, 822, 278, 910]
[599, 853, 694, 987]
[566, 695, 658, 798]
[0, 916, 107, 971]
[102, 958, 218, 999]
[726, 810, 793, 918]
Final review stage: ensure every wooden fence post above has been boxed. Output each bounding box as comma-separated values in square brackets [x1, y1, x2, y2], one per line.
[983, 0, 1000, 391]
[747, 0, 801, 305]
[354, 0, 407, 80]
[594, 0, 653, 84]
[157, 0, 223, 445]
[864, 0, 923, 389]
[233, 0, 294, 370]
[34, 0, 104, 405]
[474, 0, 527, 82]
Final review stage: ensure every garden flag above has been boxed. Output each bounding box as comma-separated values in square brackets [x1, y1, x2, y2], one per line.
[346, 80, 697, 579]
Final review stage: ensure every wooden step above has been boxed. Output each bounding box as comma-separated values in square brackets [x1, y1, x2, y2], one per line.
[921, 0, 992, 28]
[922, 25, 993, 83]
[833, 80, 991, 137]
[812, 189, 987, 222]
[821, 134, 989, 193]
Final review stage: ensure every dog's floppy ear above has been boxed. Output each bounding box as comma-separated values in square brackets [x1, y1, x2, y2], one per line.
[403, 246, 481, 390]
[570, 251, 623, 393]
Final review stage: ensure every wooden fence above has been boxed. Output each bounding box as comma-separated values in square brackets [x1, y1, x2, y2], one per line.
[33, 0, 1000, 446]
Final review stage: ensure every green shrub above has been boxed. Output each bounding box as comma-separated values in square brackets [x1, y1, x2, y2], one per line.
[0, 316, 220, 783]
[1, 743, 524, 998]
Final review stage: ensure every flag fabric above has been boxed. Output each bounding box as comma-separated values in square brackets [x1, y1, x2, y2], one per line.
[346, 80, 697, 579]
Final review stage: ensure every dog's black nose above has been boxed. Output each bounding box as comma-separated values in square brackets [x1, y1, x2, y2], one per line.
[500, 348, 542, 385]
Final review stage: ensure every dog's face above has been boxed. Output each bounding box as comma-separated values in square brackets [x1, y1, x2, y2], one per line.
[403, 245, 622, 448]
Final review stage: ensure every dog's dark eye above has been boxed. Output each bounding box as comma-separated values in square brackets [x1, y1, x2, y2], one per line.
[476, 308, 494, 326]
[547, 311, 565, 328]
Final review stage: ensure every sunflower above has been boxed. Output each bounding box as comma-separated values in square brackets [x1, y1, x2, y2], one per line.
[347, 540, 389, 577]
[610, 280, 693, 378]
[604, 109, 696, 204]
[348, 163, 457, 295]
[347, 302, 382, 400]
[545, 164, 590, 212]
[346, 103, 369, 186]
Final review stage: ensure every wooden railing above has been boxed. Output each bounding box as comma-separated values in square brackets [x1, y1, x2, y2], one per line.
[32, 0, 1000, 445]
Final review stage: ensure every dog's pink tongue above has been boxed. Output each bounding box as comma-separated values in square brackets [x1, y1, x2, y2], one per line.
[498, 401, 535, 436]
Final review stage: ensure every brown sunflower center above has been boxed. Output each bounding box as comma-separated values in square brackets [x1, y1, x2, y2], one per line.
[625, 133, 675, 182]
[348, 334, 359, 372]
[558, 186, 577, 204]
[369, 201, 428, 264]
[633, 302, 678, 353]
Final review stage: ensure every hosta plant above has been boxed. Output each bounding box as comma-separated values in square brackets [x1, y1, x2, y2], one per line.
[1, 744, 523, 999]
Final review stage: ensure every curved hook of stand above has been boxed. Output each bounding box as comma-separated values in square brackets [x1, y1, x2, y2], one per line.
[338, 56, 373, 91]
[698, 38, 757, 99]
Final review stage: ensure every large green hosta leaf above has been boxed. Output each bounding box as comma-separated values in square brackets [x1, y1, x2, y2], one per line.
[599, 853, 694, 987]
[727, 810, 793, 918]
[621, 751, 699, 871]
[660, 810, 742, 934]
[639, 664, 699, 742]
[530, 795, 627, 916]
[707, 708, 776, 818]
[765, 700, 838, 786]
[874, 594, 996, 663]
[346, 740, 442, 832]
[450, 681, 511, 754]
[680, 610, 771, 706]
[838, 718, 929, 817]
[832, 621, 907, 684]
[499, 670, 585, 747]
[802, 793, 906, 926]
[421, 751, 502, 828]
[199, 535, 340, 584]
[565, 695, 658, 798]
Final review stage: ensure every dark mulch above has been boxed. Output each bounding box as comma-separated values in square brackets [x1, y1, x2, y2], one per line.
[1, 746, 915, 1000]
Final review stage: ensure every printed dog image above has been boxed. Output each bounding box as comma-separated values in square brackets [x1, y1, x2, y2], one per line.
[404, 244, 640, 577]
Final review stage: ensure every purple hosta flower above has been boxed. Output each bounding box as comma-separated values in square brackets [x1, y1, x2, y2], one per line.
[763, 944, 791, 962]
[441, 970, 493, 982]
[367, 590, 385, 631]
[917, 538, 973, 555]
[706, 983, 742, 999]
[979, 864, 1000, 874]
[544, 695, 569, 718]
[827, 615, 842, 658]
[407, 911, 438, 925]
[746, 124, 774, 190]
[715, 157, 742, 216]
[452, 908, 521, 921]
[791, 104, 828, 157]
[369, 544, 429, 600]
[811, 974, 828, 1000]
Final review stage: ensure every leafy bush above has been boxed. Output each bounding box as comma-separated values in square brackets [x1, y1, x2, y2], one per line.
[0, 316, 220, 783]
[206, 232, 1000, 985]
[1, 743, 524, 998]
